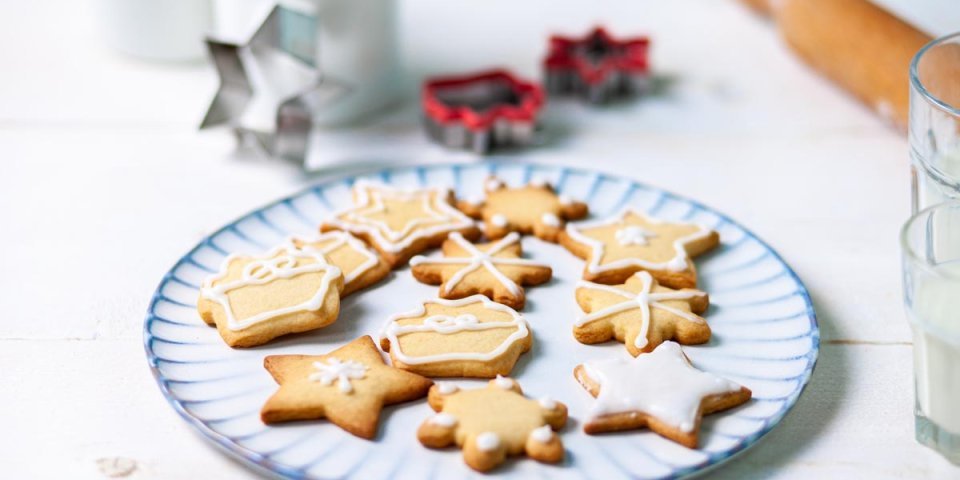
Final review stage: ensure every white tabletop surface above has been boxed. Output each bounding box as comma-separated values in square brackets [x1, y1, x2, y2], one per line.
[3, 0, 960, 478]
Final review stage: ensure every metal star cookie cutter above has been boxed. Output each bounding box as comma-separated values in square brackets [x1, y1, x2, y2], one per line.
[422, 69, 545, 154]
[200, 5, 350, 163]
[544, 27, 651, 104]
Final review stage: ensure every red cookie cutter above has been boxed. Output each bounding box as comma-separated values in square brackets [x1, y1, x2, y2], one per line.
[544, 27, 651, 103]
[422, 69, 545, 153]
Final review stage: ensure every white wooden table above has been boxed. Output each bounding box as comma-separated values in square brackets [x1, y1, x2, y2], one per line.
[3, 0, 960, 478]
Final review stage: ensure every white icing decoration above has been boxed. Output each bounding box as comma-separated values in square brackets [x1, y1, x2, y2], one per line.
[200, 240, 342, 331]
[437, 382, 460, 395]
[490, 213, 508, 228]
[485, 178, 504, 191]
[564, 208, 714, 273]
[529, 425, 553, 444]
[409, 232, 548, 297]
[494, 374, 513, 389]
[615, 226, 656, 246]
[325, 180, 475, 253]
[379, 295, 529, 365]
[558, 194, 574, 206]
[581, 341, 744, 433]
[476, 432, 501, 451]
[308, 357, 368, 394]
[576, 271, 706, 349]
[429, 413, 458, 427]
[538, 397, 557, 410]
[541, 212, 561, 227]
[290, 232, 378, 285]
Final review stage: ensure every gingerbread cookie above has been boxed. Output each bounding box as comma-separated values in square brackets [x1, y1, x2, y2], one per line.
[574, 341, 751, 448]
[575, 271, 710, 356]
[260, 336, 433, 439]
[418, 378, 567, 472]
[379, 295, 531, 378]
[458, 177, 588, 242]
[321, 180, 480, 268]
[559, 209, 719, 288]
[409, 232, 551, 310]
[198, 241, 344, 347]
[291, 232, 390, 296]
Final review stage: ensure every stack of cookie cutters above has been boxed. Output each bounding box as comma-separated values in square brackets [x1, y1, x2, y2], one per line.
[544, 27, 651, 104]
[422, 70, 545, 154]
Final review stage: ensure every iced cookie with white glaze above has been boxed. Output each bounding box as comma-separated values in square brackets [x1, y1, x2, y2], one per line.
[559, 209, 719, 288]
[321, 180, 480, 268]
[379, 295, 532, 378]
[574, 341, 751, 448]
[409, 232, 552, 310]
[458, 176, 588, 242]
[260, 336, 433, 439]
[575, 271, 710, 356]
[198, 240, 344, 347]
[418, 377, 567, 472]
[292, 232, 390, 296]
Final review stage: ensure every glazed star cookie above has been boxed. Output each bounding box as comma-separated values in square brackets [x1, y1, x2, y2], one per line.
[260, 336, 433, 439]
[559, 208, 719, 288]
[574, 341, 751, 448]
[458, 177, 588, 242]
[417, 377, 567, 472]
[198, 241, 344, 347]
[321, 180, 480, 268]
[379, 295, 531, 377]
[409, 232, 552, 310]
[291, 232, 390, 296]
[575, 271, 710, 356]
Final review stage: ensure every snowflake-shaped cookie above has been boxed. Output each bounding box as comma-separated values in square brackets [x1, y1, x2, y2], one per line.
[409, 232, 551, 310]
[560, 209, 719, 288]
[322, 180, 480, 268]
[458, 177, 588, 242]
[379, 295, 531, 377]
[261, 336, 432, 439]
[417, 377, 567, 472]
[575, 341, 751, 447]
[575, 271, 710, 356]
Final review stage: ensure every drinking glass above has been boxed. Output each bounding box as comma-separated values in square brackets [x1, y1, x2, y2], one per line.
[902, 201, 960, 464]
[910, 32, 960, 213]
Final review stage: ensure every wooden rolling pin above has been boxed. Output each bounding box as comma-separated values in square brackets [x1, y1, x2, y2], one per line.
[746, 0, 932, 130]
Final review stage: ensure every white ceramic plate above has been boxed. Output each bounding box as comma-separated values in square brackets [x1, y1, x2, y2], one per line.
[144, 162, 818, 479]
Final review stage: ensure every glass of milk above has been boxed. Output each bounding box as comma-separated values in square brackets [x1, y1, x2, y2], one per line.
[910, 32, 960, 213]
[902, 201, 960, 464]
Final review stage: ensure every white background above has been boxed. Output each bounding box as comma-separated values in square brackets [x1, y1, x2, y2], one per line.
[2, 0, 960, 478]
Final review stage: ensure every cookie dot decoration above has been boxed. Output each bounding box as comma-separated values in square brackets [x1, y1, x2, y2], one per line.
[458, 176, 588, 243]
[260, 336, 433, 439]
[379, 295, 532, 378]
[560, 208, 719, 288]
[575, 270, 711, 356]
[321, 180, 480, 268]
[409, 231, 552, 310]
[198, 240, 344, 348]
[417, 378, 567, 472]
[574, 341, 752, 448]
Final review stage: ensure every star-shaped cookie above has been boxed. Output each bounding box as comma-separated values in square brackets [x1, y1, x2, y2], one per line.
[292, 232, 390, 296]
[574, 341, 751, 448]
[458, 177, 588, 242]
[379, 295, 531, 378]
[199, 241, 344, 347]
[574, 271, 711, 356]
[559, 209, 719, 288]
[417, 377, 567, 472]
[322, 180, 480, 268]
[409, 232, 551, 310]
[260, 335, 433, 439]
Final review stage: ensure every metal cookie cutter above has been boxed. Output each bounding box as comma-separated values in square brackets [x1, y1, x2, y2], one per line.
[544, 27, 651, 104]
[422, 69, 545, 154]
